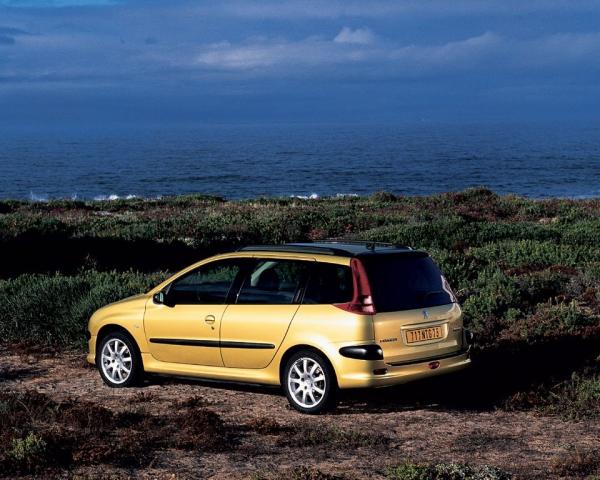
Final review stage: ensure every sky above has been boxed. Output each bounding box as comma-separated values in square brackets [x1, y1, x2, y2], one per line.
[1, 0, 600, 127]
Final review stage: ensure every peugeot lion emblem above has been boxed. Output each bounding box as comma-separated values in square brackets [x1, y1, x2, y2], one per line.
[423, 309, 429, 320]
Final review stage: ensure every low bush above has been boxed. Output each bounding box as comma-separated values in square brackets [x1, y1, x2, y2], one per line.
[0, 191, 598, 419]
[386, 462, 512, 480]
[0, 189, 599, 276]
[0, 270, 167, 348]
[252, 466, 346, 480]
[549, 448, 600, 478]
[6, 433, 48, 472]
[0, 390, 230, 475]
[500, 301, 596, 342]
[504, 366, 600, 420]
[470, 240, 600, 269]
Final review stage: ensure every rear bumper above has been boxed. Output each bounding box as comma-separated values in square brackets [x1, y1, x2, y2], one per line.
[336, 347, 471, 389]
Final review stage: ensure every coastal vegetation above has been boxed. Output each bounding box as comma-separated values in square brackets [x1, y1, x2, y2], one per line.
[0, 188, 599, 477]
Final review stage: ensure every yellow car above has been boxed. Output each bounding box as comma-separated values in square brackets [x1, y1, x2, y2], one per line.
[87, 242, 472, 413]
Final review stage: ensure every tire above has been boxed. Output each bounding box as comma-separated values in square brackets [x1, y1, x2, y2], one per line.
[283, 350, 337, 414]
[96, 331, 143, 388]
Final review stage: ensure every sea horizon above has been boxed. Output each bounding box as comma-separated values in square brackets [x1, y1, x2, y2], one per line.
[2, 122, 599, 201]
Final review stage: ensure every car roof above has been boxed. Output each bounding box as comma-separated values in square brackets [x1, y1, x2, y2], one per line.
[238, 241, 421, 258]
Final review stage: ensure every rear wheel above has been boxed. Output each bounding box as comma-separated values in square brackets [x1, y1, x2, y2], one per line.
[283, 350, 337, 414]
[97, 332, 142, 387]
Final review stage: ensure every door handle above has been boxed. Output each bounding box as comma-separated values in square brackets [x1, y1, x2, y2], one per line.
[204, 315, 216, 325]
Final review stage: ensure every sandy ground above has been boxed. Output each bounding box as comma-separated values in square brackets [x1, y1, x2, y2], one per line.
[1, 352, 598, 479]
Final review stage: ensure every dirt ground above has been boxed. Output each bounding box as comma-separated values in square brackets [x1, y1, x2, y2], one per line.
[1, 352, 598, 479]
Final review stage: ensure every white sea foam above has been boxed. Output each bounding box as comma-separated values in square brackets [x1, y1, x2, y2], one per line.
[290, 193, 320, 200]
[290, 193, 359, 200]
[93, 194, 138, 201]
[29, 192, 49, 202]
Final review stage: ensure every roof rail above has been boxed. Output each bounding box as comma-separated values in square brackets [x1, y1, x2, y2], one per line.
[319, 239, 412, 251]
[237, 244, 352, 257]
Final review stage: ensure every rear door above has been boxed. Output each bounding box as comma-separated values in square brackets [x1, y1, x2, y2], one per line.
[363, 253, 463, 364]
[220, 258, 312, 369]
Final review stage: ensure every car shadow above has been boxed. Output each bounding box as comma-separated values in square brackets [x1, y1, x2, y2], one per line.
[336, 338, 599, 415]
[146, 373, 283, 396]
[136, 338, 597, 415]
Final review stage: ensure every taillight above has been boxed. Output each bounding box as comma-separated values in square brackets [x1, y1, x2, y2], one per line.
[442, 275, 457, 303]
[334, 258, 377, 315]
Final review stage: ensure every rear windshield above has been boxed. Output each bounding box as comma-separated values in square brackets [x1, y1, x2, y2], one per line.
[361, 254, 455, 312]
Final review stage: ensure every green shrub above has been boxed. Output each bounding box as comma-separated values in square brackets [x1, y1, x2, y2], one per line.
[557, 219, 600, 245]
[461, 269, 522, 339]
[505, 368, 600, 420]
[501, 301, 596, 343]
[0, 271, 168, 348]
[470, 240, 599, 269]
[0, 191, 598, 377]
[0, 214, 71, 240]
[386, 462, 512, 480]
[549, 448, 600, 478]
[582, 262, 600, 286]
[6, 432, 47, 471]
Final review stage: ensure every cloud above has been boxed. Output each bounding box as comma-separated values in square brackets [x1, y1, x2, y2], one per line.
[1, 0, 600, 90]
[0, 26, 30, 35]
[212, 0, 600, 19]
[192, 32, 490, 73]
[526, 32, 600, 65]
[389, 32, 502, 71]
[191, 29, 600, 78]
[0, 25, 30, 46]
[0, 0, 119, 7]
[195, 38, 351, 70]
[333, 27, 375, 45]
[0, 35, 16, 45]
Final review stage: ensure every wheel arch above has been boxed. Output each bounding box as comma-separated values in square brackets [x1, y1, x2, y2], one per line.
[278, 344, 338, 387]
[96, 324, 141, 359]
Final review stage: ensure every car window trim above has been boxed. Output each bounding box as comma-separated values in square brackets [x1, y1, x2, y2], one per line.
[167, 258, 252, 306]
[233, 257, 314, 306]
[301, 262, 354, 306]
[227, 258, 257, 304]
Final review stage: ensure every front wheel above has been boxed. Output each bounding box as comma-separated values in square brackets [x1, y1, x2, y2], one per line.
[283, 350, 337, 414]
[97, 332, 142, 388]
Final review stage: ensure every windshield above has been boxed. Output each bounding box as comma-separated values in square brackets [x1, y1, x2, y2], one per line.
[361, 254, 456, 313]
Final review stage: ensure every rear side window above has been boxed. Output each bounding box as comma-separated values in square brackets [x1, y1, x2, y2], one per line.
[361, 254, 455, 312]
[236, 259, 311, 305]
[303, 263, 353, 305]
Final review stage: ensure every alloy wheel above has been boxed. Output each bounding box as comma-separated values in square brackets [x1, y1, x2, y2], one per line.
[100, 338, 133, 384]
[287, 356, 327, 408]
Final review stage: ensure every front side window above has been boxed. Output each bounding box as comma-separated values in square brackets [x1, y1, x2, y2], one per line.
[168, 259, 244, 305]
[236, 259, 311, 305]
[303, 263, 353, 304]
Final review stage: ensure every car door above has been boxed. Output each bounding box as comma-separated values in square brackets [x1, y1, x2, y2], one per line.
[144, 258, 247, 366]
[220, 258, 312, 369]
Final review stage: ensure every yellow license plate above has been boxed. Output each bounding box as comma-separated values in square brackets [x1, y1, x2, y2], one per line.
[406, 326, 443, 344]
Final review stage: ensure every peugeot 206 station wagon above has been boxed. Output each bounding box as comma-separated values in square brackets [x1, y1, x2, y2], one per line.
[87, 242, 473, 413]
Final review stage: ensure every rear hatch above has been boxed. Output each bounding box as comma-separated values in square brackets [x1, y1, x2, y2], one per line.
[361, 252, 464, 365]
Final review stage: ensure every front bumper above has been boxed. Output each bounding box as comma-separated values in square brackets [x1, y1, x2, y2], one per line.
[86, 335, 97, 365]
[336, 347, 471, 389]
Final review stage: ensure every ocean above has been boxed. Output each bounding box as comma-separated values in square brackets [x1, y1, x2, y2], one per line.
[1, 122, 599, 200]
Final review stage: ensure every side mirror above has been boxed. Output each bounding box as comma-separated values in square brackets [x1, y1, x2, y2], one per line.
[153, 290, 175, 307]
